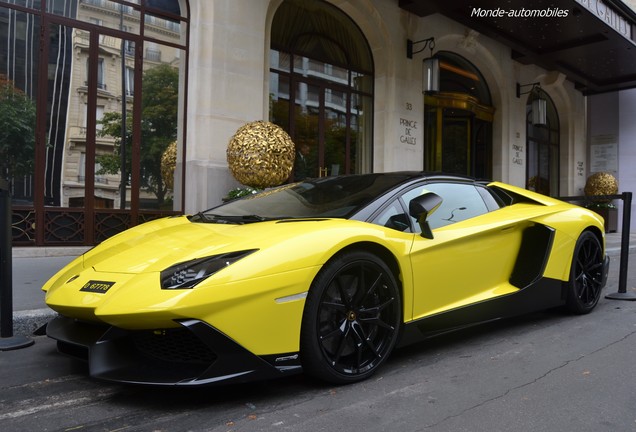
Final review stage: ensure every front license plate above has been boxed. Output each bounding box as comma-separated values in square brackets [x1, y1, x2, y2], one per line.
[80, 280, 115, 294]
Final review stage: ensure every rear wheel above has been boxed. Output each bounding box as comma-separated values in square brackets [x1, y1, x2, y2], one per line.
[565, 231, 604, 314]
[300, 250, 401, 384]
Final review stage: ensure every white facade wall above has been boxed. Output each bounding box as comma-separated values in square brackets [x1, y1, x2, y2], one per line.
[618, 89, 636, 201]
[184, 0, 589, 214]
[619, 89, 636, 231]
[588, 90, 636, 232]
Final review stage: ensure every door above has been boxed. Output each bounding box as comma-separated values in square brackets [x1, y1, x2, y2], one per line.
[441, 113, 470, 175]
[292, 80, 351, 180]
[402, 182, 523, 320]
[424, 98, 494, 179]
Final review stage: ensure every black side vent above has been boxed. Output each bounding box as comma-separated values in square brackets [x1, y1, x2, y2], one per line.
[510, 224, 555, 289]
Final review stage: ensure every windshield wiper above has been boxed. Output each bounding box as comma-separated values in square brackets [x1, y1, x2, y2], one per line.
[189, 211, 211, 222]
[199, 214, 270, 224]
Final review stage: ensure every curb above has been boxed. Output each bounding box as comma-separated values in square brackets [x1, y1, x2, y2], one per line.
[12, 246, 90, 258]
[606, 244, 636, 257]
[12, 308, 56, 337]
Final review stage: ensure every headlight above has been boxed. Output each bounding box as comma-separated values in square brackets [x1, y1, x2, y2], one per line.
[160, 249, 257, 289]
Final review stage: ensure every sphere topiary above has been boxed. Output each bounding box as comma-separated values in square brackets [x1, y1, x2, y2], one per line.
[161, 141, 177, 190]
[226, 121, 295, 189]
[584, 172, 618, 203]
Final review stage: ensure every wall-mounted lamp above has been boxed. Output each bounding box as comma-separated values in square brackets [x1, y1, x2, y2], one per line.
[516, 82, 547, 125]
[423, 57, 439, 93]
[408, 37, 439, 93]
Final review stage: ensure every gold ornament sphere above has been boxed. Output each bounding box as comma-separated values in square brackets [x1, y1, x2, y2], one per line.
[161, 141, 177, 190]
[584, 172, 618, 203]
[227, 121, 295, 189]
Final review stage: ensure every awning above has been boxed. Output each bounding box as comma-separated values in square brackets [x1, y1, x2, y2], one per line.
[399, 0, 636, 94]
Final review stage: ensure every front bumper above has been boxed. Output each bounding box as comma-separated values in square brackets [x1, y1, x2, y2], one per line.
[46, 315, 302, 386]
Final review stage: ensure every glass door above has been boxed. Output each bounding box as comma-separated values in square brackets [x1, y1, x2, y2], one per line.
[441, 111, 471, 175]
[292, 80, 353, 180]
[424, 96, 493, 179]
[293, 81, 320, 180]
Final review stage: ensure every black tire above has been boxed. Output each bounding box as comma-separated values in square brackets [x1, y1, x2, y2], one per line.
[565, 231, 604, 314]
[300, 250, 402, 384]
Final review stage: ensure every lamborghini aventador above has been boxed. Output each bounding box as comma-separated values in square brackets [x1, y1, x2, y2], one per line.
[43, 172, 609, 386]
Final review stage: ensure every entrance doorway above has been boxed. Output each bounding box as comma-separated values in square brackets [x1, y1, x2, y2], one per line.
[423, 53, 494, 179]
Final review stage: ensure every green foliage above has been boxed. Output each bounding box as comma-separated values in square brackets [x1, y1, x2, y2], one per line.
[97, 64, 179, 204]
[586, 201, 617, 210]
[224, 187, 260, 201]
[0, 76, 36, 179]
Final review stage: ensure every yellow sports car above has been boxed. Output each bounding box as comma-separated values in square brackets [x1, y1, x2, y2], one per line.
[43, 173, 609, 386]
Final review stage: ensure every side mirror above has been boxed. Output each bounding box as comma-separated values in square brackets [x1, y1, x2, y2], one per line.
[409, 192, 443, 239]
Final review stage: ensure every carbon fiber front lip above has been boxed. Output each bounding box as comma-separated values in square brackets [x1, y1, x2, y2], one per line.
[46, 315, 302, 386]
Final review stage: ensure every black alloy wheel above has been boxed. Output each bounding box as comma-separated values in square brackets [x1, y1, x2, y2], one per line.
[566, 231, 604, 314]
[300, 250, 402, 384]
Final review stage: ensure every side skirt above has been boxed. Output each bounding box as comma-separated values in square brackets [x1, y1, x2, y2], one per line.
[398, 277, 565, 347]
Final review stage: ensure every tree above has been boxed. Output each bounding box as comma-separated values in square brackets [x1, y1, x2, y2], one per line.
[97, 64, 179, 205]
[0, 75, 36, 181]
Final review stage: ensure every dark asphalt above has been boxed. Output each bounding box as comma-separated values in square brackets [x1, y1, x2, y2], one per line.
[0, 236, 635, 431]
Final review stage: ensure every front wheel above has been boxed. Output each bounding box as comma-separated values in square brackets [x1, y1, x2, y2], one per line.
[565, 231, 604, 314]
[300, 250, 402, 384]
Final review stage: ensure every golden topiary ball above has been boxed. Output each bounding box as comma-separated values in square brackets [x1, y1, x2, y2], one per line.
[584, 172, 618, 204]
[584, 172, 618, 197]
[161, 141, 177, 190]
[227, 121, 295, 189]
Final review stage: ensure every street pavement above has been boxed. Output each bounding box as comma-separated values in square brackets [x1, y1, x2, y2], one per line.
[0, 234, 635, 431]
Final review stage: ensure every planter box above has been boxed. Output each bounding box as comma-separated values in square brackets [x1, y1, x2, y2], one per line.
[592, 207, 618, 233]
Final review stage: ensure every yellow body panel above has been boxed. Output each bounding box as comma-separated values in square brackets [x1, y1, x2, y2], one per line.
[45, 217, 414, 355]
[43, 184, 606, 356]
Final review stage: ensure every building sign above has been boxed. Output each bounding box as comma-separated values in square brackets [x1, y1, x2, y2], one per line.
[399, 116, 417, 145]
[575, 0, 632, 40]
[590, 135, 618, 173]
[512, 143, 523, 165]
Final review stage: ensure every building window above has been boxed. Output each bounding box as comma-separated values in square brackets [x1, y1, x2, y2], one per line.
[1, 0, 189, 246]
[269, 0, 374, 181]
[526, 89, 559, 196]
[125, 66, 134, 96]
[96, 58, 105, 89]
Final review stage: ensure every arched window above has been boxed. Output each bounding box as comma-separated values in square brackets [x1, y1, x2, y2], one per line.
[269, 0, 373, 180]
[1, 0, 189, 245]
[424, 52, 494, 178]
[526, 89, 559, 196]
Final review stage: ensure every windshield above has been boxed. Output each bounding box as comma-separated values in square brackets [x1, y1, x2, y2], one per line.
[198, 174, 414, 222]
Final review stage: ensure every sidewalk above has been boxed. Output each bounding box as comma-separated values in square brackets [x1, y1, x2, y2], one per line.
[3, 233, 636, 337]
[7, 246, 89, 336]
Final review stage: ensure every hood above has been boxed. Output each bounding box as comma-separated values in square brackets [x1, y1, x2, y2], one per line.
[84, 216, 281, 274]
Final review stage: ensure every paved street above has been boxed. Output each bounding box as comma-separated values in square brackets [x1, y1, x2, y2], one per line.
[1, 239, 635, 431]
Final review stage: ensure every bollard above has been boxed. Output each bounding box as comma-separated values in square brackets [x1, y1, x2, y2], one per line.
[606, 191, 636, 301]
[0, 178, 34, 350]
[557, 192, 635, 301]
